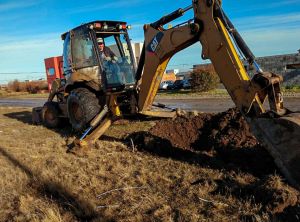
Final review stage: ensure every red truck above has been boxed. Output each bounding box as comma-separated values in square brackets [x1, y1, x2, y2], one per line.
[44, 56, 64, 90]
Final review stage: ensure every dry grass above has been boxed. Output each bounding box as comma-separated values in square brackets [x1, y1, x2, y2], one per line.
[0, 107, 299, 221]
[0, 89, 48, 99]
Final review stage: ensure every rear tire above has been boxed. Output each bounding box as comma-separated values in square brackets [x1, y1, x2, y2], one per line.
[42, 102, 61, 128]
[67, 88, 101, 132]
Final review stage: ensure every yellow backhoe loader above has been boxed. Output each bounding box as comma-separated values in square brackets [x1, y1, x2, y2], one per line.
[35, 0, 300, 189]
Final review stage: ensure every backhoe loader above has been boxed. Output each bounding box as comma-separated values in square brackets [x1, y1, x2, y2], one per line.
[35, 0, 300, 189]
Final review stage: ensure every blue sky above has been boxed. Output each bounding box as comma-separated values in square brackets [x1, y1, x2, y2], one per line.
[0, 0, 300, 83]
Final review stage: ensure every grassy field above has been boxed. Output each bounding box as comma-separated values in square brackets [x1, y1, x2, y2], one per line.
[0, 107, 299, 221]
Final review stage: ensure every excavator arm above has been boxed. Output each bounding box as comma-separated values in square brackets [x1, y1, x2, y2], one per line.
[137, 0, 279, 116]
[136, 0, 300, 189]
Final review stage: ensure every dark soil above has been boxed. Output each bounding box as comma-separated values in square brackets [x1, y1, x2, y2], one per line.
[149, 108, 255, 150]
[129, 108, 300, 218]
[145, 108, 277, 176]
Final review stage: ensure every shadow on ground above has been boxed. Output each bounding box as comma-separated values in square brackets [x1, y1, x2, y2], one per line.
[4, 111, 73, 137]
[4, 111, 33, 125]
[0, 145, 111, 221]
[124, 131, 276, 177]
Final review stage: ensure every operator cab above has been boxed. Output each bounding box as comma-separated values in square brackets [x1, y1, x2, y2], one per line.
[61, 21, 136, 93]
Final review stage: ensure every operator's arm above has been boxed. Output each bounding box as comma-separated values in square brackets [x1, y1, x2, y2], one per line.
[105, 47, 118, 62]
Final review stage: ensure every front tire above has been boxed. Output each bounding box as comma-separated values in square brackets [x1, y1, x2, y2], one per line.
[67, 88, 101, 132]
[42, 101, 61, 128]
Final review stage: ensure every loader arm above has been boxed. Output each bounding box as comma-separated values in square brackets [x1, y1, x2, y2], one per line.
[136, 23, 199, 112]
[136, 0, 300, 189]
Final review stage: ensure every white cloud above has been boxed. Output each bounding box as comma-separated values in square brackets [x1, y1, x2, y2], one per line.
[267, 0, 300, 8]
[0, 14, 23, 23]
[68, 0, 164, 14]
[0, 33, 62, 83]
[69, 0, 143, 14]
[224, 0, 300, 14]
[170, 24, 300, 69]
[233, 13, 300, 31]
[241, 27, 300, 56]
[0, 0, 40, 12]
[229, 13, 300, 56]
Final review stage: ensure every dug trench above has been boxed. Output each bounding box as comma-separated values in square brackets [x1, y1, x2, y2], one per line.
[127, 108, 300, 220]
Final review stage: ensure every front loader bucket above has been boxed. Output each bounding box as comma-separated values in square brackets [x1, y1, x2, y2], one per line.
[248, 113, 300, 189]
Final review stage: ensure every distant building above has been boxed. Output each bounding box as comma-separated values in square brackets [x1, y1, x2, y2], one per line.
[109, 42, 143, 65]
[131, 43, 143, 65]
[193, 51, 300, 86]
[246, 51, 300, 86]
[0, 84, 7, 90]
[166, 69, 179, 75]
[161, 72, 176, 82]
[193, 63, 215, 72]
[176, 71, 191, 80]
[160, 69, 180, 82]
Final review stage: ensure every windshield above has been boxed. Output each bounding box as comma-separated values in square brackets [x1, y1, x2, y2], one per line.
[96, 33, 136, 88]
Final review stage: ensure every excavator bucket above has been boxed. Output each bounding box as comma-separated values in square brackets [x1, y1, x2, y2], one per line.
[248, 113, 300, 189]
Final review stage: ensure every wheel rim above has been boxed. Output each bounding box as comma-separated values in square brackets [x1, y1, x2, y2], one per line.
[71, 102, 83, 122]
[45, 110, 56, 125]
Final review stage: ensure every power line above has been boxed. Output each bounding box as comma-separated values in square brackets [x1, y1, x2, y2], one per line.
[0, 72, 45, 75]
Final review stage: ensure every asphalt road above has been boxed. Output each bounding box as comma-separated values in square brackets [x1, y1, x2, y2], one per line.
[157, 97, 300, 113]
[1, 97, 299, 113]
[0, 98, 45, 108]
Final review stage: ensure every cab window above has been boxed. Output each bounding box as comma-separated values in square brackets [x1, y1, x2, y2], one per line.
[63, 32, 71, 75]
[72, 27, 97, 69]
[97, 34, 135, 87]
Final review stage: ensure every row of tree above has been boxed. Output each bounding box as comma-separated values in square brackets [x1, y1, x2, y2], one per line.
[7, 80, 48, 94]
[6, 68, 220, 94]
[190, 66, 220, 92]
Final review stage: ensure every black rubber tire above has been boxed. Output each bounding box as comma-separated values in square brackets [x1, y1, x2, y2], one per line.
[42, 101, 61, 128]
[67, 88, 101, 132]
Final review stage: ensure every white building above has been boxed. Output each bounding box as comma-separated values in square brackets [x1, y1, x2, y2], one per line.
[131, 43, 143, 65]
[109, 42, 143, 65]
[166, 69, 179, 74]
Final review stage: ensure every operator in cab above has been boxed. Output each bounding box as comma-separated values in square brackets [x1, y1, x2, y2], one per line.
[97, 38, 124, 85]
[97, 38, 118, 62]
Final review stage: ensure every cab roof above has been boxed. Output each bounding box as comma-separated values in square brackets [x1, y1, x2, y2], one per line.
[61, 20, 127, 40]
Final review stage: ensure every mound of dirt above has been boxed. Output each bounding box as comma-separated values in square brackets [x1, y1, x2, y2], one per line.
[149, 108, 257, 151]
[146, 108, 277, 176]
[149, 112, 213, 150]
[128, 108, 300, 216]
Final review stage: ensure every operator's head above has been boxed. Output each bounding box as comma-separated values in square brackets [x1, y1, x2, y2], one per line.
[97, 38, 104, 51]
